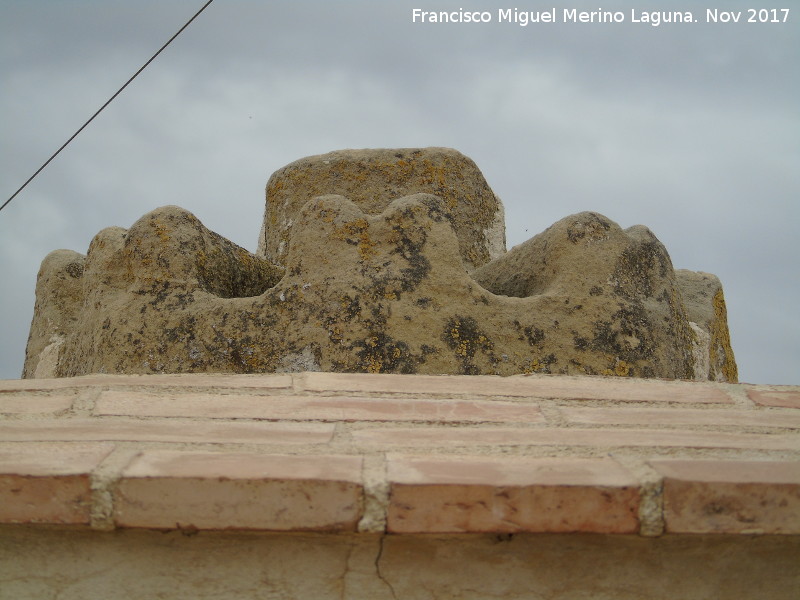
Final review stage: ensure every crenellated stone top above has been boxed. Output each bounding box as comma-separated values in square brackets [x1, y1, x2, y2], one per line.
[23, 148, 736, 381]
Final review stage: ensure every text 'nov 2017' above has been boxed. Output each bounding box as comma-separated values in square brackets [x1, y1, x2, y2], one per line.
[410, 8, 791, 27]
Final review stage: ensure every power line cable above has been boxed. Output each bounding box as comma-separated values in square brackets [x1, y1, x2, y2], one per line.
[0, 0, 215, 214]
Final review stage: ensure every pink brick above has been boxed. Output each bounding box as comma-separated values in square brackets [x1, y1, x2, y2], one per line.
[352, 427, 799, 451]
[0, 418, 333, 445]
[114, 451, 363, 531]
[0, 378, 73, 392]
[300, 372, 732, 403]
[0, 373, 292, 392]
[300, 373, 524, 396]
[747, 389, 800, 409]
[0, 393, 75, 414]
[561, 407, 800, 429]
[651, 459, 800, 534]
[387, 456, 640, 533]
[514, 377, 733, 404]
[0, 443, 114, 524]
[95, 390, 544, 424]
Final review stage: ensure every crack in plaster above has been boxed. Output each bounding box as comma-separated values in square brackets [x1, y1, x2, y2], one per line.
[339, 543, 356, 600]
[375, 534, 398, 600]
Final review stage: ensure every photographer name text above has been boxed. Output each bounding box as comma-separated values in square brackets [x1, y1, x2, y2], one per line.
[411, 8, 791, 27]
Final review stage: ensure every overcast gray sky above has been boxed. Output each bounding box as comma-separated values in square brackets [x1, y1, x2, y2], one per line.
[1, 1, 797, 383]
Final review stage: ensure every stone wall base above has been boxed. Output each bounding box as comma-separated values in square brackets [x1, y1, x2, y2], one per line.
[2, 527, 798, 600]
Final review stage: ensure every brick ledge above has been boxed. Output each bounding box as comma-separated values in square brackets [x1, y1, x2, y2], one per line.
[1, 372, 798, 536]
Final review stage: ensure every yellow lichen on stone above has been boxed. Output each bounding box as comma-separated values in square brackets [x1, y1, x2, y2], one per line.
[25, 159, 736, 381]
[448, 325, 468, 357]
[711, 289, 738, 382]
[334, 219, 378, 261]
[328, 325, 343, 343]
[259, 148, 504, 272]
[614, 359, 631, 377]
[152, 221, 171, 244]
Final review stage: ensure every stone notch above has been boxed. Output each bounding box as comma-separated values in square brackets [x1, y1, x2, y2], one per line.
[471, 211, 730, 380]
[22, 149, 736, 381]
[257, 147, 506, 271]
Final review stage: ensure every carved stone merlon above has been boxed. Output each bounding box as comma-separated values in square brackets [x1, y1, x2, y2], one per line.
[258, 147, 506, 271]
[23, 148, 736, 381]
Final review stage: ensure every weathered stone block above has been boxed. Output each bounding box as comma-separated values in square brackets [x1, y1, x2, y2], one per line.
[22, 149, 736, 381]
[24, 249, 86, 378]
[675, 270, 737, 382]
[472, 211, 702, 379]
[258, 147, 506, 270]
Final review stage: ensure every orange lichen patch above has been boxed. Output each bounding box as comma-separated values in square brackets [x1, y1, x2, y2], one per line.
[710, 289, 738, 382]
[334, 219, 379, 261]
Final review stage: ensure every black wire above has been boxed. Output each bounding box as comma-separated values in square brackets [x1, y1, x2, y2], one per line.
[0, 0, 215, 214]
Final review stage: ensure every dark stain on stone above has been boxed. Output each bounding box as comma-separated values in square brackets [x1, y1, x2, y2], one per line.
[536, 354, 557, 373]
[442, 315, 496, 374]
[352, 332, 417, 374]
[513, 321, 545, 347]
[612, 240, 671, 299]
[65, 261, 84, 279]
[339, 294, 362, 321]
[524, 326, 545, 347]
[573, 334, 589, 351]
[148, 281, 172, 306]
[591, 304, 655, 364]
[389, 226, 432, 294]
[566, 213, 611, 244]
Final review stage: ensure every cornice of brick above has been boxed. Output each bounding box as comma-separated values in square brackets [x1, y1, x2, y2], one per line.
[1, 373, 798, 536]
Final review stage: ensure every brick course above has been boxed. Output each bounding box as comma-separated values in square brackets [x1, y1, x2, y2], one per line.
[0, 443, 114, 524]
[1, 373, 797, 535]
[95, 391, 546, 423]
[651, 459, 800, 534]
[747, 388, 800, 409]
[115, 451, 363, 531]
[387, 456, 640, 533]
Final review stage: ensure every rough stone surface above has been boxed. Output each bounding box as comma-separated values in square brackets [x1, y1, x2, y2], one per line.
[25, 249, 86, 378]
[23, 205, 284, 378]
[675, 270, 738, 382]
[22, 149, 736, 381]
[257, 147, 506, 270]
[472, 211, 718, 379]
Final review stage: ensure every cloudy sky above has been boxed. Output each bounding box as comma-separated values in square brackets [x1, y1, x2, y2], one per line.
[1, 0, 797, 383]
